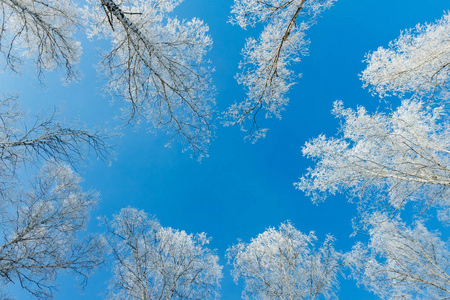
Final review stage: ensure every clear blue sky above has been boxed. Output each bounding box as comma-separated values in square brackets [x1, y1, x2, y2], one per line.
[1, 0, 449, 299]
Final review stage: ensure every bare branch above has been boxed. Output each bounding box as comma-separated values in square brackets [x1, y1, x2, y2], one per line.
[227, 222, 342, 299]
[0, 0, 82, 82]
[85, 0, 215, 160]
[103, 208, 222, 300]
[224, 0, 336, 142]
[0, 162, 105, 299]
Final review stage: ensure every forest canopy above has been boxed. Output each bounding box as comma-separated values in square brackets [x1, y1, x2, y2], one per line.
[0, 0, 448, 299]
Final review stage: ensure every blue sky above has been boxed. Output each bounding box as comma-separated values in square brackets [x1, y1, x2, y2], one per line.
[1, 0, 449, 299]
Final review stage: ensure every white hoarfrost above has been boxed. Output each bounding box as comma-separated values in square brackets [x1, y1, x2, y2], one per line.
[361, 12, 450, 102]
[227, 222, 342, 299]
[298, 12, 450, 219]
[85, 0, 216, 159]
[296, 100, 450, 222]
[0, 95, 108, 298]
[0, 0, 82, 81]
[0, 162, 104, 299]
[104, 208, 222, 300]
[346, 215, 450, 299]
[224, 0, 336, 142]
[0, 96, 109, 179]
[298, 12, 450, 298]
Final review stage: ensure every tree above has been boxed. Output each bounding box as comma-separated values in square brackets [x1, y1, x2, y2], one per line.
[1, 0, 216, 159]
[0, 162, 104, 299]
[361, 12, 450, 102]
[295, 99, 450, 222]
[103, 208, 222, 300]
[346, 214, 450, 299]
[0, 96, 109, 173]
[0, 0, 82, 81]
[226, 222, 342, 300]
[0, 95, 109, 200]
[84, 0, 216, 159]
[223, 0, 336, 142]
[296, 10, 450, 299]
[0, 95, 109, 298]
[296, 11, 450, 222]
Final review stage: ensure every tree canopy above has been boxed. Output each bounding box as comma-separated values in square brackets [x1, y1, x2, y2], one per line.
[227, 222, 342, 300]
[103, 208, 222, 300]
[0, 0, 449, 299]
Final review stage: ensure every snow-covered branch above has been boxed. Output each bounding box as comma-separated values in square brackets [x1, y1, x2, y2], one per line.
[85, 0, 216, 159]
[103, 208, 222, 300]
[227, 221, 342, 299]
[346, 215, 450, 299]
[224, 0, 336, 142]
[361, 12, 450, 102]
[296, 100, 450, 222]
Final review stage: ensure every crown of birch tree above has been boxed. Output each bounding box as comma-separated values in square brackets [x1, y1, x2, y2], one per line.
[223, 0, 336, 142]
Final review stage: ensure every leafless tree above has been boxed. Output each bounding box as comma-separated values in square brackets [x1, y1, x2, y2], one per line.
[224, 0, 336, 142]
[0, 162, 105, 299]
[103, 207, 222, 300]
[227, 222, 342, 300]
[0, 94, 110, 298]
[86, 0, 216, 159]
[1, 0, 216, 159]
[0, 95, 110, 178]
[346, 214, 450, 299]
[0, 0, 82, 81]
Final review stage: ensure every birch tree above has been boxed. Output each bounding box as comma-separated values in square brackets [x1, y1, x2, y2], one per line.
[361, 12, 450, 102]
[0, 96, 108, 181]
[0, 0, 216, 159]
[0, 0, 82, 81]
[84, 0, 215, 159]
[0, 94, 109, 298]
[295, 100, 450, 222]
[227, 222, 342, 300]
[0, 162, 104, 299]
[346, 214, 450, 299]
[296, 12, 450, 222]
[103, 208, 222, 300]
[223, 0, 336, 142]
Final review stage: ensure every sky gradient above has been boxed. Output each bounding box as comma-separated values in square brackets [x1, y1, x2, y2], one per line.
[1, 0, 449, 298]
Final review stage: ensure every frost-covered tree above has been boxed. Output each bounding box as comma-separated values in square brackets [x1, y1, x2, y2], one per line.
[296, 9, 450, 299]
[0, 0, 82, 81]
[227, 222, 342, 300]
[0, 0, 215, 159]
[224, 0, 336, 142]
[361, 12, 450, 102]
[0, 96, 108, 181]
[0, 95, 109, 298]
[297, 12, 450, 222]
[84, 0, 215, 159]
[103, 208, 222, 300]
[0, 162, 104, 299]
[296, 100, 450, 222]
[346, 214, 450, 299]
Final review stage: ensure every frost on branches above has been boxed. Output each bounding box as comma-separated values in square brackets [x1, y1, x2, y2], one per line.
[296, 100, 450, 222]
[0, 96, 108, 298]
[346, 215, 450, 299]
[84, 0, 216, 159]
[227, 222, 342, 300]
[224, 0, 336, 142]
[0, 162, 104, 299]
[0, 0, 82, 81]
[361, 12, 450, 102]
[103, 208, 222, 300]
[0, 96, 109, 176]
